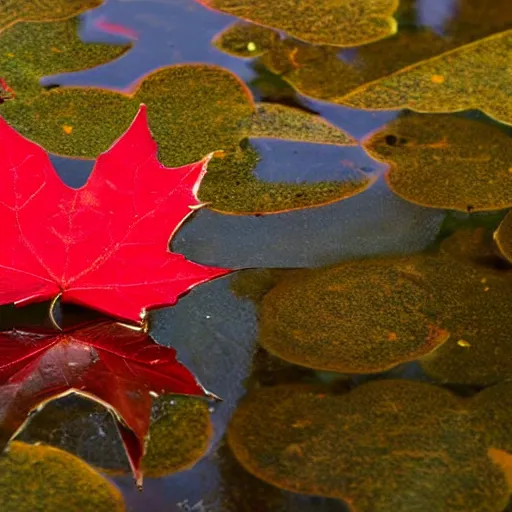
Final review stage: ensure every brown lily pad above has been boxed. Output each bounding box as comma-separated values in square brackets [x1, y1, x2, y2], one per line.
[342, 30, 512, 126]
[419, 233, 512, 386]
[228, 380, 509, 512]
[200, 0, 399, 47]
[259, 256, 448, 374]
[0, 0, 102, 33]
[0, 18, 371, 214]
[0, 441, 125, 511]
[364, 114, 512, 212]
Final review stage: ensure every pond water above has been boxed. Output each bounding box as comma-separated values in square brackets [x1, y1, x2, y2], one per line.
[2, 0, 512, 511]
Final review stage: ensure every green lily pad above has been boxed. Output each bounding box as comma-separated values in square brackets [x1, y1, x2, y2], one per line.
[0, 441, 125, 511]
[200, 0, 399, 47]
[342, 30, 512, 126]
[363, 114, 512, 212]
[214, 1, 512, 107]
[142, 396, 212, 478]
[259, 257, 448, 374]
[228, 381, 509, 512]
[0, 19, 371, 214]
[494, 211, 512, 264]
[0, 0, 102, 33]
[0, 17, 129, 100]
[21, 395, 212, 478]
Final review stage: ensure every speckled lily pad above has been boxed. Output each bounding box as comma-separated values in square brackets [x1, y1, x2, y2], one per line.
[0, 441, 125, 511]
[342, 30, 512, 126]
[199, 0, 399, 47]
[0, 0, 102, 33]
[259, 257, 448, 374]
[228, 381, 509, 512]
[0, 18, 371, 214]
[364, 114, 512, 212]
[419, 232, 512, 386]
[214, 1, 512, 108]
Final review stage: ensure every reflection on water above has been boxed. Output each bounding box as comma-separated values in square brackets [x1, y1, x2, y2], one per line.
[2, 0, 512, 510]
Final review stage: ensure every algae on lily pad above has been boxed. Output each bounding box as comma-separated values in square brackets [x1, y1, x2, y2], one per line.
[228, 381, 509, 512]
[200, 0, 399, 47]
[364, 114, 512, 212]
[259, 257, 448, 374]
[0, 441, 125, 512]
[0, 0, 102, 33]
[0, 18, 372, 214]
[342, 30, 512, 126]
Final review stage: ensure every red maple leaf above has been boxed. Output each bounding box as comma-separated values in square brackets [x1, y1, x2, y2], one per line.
[0, 320, 213, 487]
[0, 105, 230, 323]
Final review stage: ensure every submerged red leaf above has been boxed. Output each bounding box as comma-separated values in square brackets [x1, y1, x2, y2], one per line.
[0, 320, 211, 487]
[0, 105, 230, 323]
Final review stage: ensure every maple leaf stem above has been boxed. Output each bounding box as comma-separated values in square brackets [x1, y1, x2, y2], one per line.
[48, 293, 63, 331]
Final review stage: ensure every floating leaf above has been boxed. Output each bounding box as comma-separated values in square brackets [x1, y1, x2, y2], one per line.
[0, 321, 211, 487]
[259, 257, 448, 373]
[364, 114, 512, 212]
[228, 381, 509, 512]
[342, 30, 512, 126]
[0, 18, 370, 214]
[0, 0, 102, 33]
[0, 106, 230, 322]
[0, 441, 125, 512]
[199, 0, 399, 47]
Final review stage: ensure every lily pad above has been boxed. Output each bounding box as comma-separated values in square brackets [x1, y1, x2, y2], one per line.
[0, 0, 102, 33]
[0, 441, 125, 511]
[214, 0, 512, 107]
[21, 395, 212, 478]
[259, 256, 448, 374]
[419, 233, 512, 386]
[494, 212, 512, 263]
[363, 114, 512, 212]
[342, 30, 512, 126]
[200, 0, 399, 47]
[0, 19, 371, 214]
[228, 380, 509, 512]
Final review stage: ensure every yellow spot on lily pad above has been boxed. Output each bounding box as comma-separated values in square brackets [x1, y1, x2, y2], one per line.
[62, 125, 73, 135]
[228, 381, 509, 511]
[364, 114, 512, 212]
[0, 441, 125, 511]
[201, 0, 399, 47]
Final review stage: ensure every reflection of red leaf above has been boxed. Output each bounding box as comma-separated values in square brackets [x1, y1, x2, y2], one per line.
[0, 321, 210, 488]
[0, 105, 230, 323]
